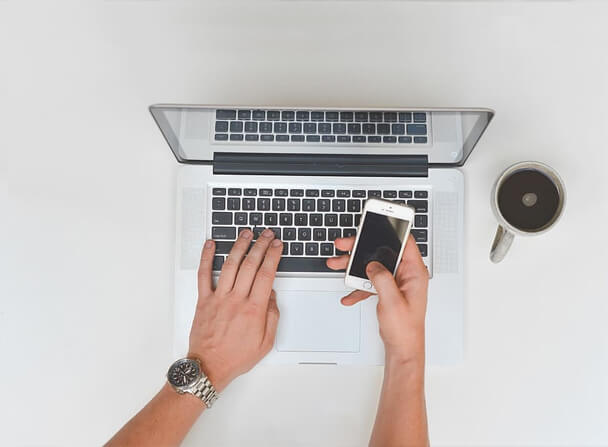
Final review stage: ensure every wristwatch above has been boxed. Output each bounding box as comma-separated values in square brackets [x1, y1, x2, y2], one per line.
[167, 358, 218, 408]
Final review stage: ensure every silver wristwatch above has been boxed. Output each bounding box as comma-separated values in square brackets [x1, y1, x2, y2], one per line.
[167, 358, 218, 408]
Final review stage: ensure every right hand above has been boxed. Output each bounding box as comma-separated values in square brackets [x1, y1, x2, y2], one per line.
[326, 235, 429, 366]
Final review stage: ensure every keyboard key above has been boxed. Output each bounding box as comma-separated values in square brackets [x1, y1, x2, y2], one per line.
[328, 228, 341, 241]
[274, 122, 287, 133]
[217, 109, 236, 120]
[244, 188, 257, 196]
[267, 110, 280, 121]
[343, 228, 357, 238]
[414, 136, 428, 144]
[212, 197, 225, 210]
[290, 189, 304, 197]
[340, 112, 354, 122]
[370, 112, 383, 122]
[282, 111, 295, 121]
[305, 189, 320, 197]
[291, 135, 305, 142]
[284, 228, 297, 240]
[212, 188, 226, 195]
[302, 199, 315, 211]
[362, 123, 375, 134]
[275, 188, 288, 196]
[238, 110, 251, 120]
[230, 134, 243, 141]
[326, 111, 339, 121]
[414, 190, 428, 198]
[298, 228, 311, 241]
[317, 199, 330, 211]
[415, 215, 428, 227]
[257, 198, 270, 210]
[264, 213, 278, 225]
[321, 243, 334, 256]
[277, 257, 339, 272]
[215, 121, 229, 132]
[399, 190, 413, 198]
[309, 214, 323, 226]
[228, 188, 241, 196]
[337, 135, 351, 142]
[413, 112, 426, 123]
[336, 248, 349, 256]
[368, 190, 381, 198]
[332, 199, 346, 212]
[214, 241, 235, 254]
[353, 135, 366, 143]
[383, 136, 397, 143]
[384, 112, 397, 122]
[339, 214, 353, 227]
[269, 227, 281, 239]
[377, 123, 390, 135]
[303, 123, 317, 134]
[243, 198, 255, 210]
[257, 189, 271, 197]
[287, 199, 300, 211]
[407, 200, 428, 213]
[272, 198, 286, 211]
[306, 243, 319, 256]
[347, 199, 361, 212]
[407, 124, 427, 135]
[321, 190, 335, 197]
[290, 243, 304, 255]
[352, 190, 366, 198]
[212, 226, 236, 239]
[276, 135, 289, 142]
[355, 112, 368, 122]
[368, 136, 381, 143]
[212, 212, 232, 225]
[238, 227, 251, 235]
[311, 111, 325, 121]
[392, 123, 405, 135]
[296, 111, 310, 121]
[322, 135, 336, 143]
[261, 134, 274, 142]
[215, 133, 228, 141]
[245, 134, 259, 141]
[394, 200, 406, 205]
[399, 136, 412, 143]
[333, 123, 346, 134]
[280, 213, 293, 226]
[282, 243, 289, 255]
[354, 214, 361, 226]
[227, 198, 240, 210]
[230, 121, 243, 132]
[235, 213, 247, 225]
[213, 256, 225, 271]
[259, 122, 272, 133]
[295, 213, 308, 226]
[337, 190, 350, 197]
[249, 213, 262, 225]
[252, 227, 265, 240]
[383, 190, 397, 198]
[399, 112, 412, 122]
[306, 135, 320, 142]
[313, 228, 326, 241]
[325, 214, 338, 226]
[417, 244, 428, 257]
[318, 123, 331, 134]
[411, 229, 428, 242]
[348, 123, 361, 134]
[252, 110, 265, 120]
[289, 122, 302, 133]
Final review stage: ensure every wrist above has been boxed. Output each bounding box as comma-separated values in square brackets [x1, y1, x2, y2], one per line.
[187, 352, 231, 393]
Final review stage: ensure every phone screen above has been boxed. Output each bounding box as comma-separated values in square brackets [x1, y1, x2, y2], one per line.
[349, 211, 410, 279]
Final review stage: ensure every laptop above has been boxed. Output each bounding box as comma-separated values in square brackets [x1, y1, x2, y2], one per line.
[150, 105, 493, 365]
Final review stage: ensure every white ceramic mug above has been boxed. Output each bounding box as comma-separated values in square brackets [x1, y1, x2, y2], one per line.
[490, 161, 566, 263]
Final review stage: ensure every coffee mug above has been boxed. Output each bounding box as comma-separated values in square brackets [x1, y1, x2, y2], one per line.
[490, 161, 566, 263]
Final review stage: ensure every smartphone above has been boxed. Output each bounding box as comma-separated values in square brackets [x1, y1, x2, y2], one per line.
[344, 198, 415, 293]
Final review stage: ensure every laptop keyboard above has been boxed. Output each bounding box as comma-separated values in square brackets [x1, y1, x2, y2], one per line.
[213, 109, 429, 144]
[210, 186, 430, 273]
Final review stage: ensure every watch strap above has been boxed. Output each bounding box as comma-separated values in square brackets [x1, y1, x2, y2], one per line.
[191, 375, 218, 408]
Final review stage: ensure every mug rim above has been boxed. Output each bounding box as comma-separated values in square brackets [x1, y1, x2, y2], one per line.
[491, 161, 566, 237]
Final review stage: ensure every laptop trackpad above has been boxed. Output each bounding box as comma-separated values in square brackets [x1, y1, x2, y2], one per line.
[276, 291, 361, 353]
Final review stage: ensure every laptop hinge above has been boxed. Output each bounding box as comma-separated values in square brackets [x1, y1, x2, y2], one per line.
[213, 153, 428, 177]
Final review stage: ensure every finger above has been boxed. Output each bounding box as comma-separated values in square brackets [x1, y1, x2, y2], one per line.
[261, 290, 280, 352]
[366, 261, 403, 306]
[233, 228, 276, 295]
[249, 237, 283, 305]
[197, 239, 216, 298]
[402, 234, 426, 268]
[326, 254, 350, 271]
[216, 229, 254, 293]
[341, 289, 373, 306]
[334, 236, 355, 252]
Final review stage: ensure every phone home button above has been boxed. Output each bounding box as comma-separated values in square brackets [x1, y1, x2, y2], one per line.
[363, 281, 372, 289]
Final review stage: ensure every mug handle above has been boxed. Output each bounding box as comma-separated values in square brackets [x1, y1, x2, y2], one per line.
[490, 225, 514, 263]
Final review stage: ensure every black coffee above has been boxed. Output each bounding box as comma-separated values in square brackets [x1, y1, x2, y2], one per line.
[497, 169, 560, 232]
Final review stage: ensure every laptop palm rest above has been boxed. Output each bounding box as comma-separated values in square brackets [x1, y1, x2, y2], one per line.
[275, 291, 361, 353]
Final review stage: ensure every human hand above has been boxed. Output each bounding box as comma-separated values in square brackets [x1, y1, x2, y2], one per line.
[326, 235, 429, 366]
[189, 228, 282, 392]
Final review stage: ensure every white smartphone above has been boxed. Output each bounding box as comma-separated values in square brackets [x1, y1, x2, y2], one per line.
[344, 198, 415, 293]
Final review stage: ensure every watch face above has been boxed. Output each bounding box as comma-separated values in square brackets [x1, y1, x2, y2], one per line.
[168, 359, 201, 388]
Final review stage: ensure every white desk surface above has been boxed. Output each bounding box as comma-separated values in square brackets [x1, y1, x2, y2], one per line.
[2, 1, 608, 446]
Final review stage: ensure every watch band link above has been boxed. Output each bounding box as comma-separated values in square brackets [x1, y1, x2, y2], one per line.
[192, 375, 218, 408]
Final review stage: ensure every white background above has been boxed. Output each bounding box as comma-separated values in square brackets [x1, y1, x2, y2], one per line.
[2, 1, 608, 446]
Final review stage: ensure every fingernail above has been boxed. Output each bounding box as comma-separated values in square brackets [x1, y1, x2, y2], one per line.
[240, 229, 253, 239]
[271, 238, 282, 247]
[262, 228, 274, 238]
[366, 261, 382, 273]
[204, 240, 214, 248]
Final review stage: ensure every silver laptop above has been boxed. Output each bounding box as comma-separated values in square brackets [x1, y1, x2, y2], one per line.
[150, 105, 493, 365]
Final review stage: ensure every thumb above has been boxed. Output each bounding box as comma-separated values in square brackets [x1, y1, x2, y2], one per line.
[366, 261, 403, 306]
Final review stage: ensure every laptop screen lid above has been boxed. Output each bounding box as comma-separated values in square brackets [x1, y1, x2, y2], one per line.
[150, 105, 493, 167]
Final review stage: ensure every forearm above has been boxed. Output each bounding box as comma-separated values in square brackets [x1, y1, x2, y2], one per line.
[370, 355, 428, 447]
[105, 383, 205, 447]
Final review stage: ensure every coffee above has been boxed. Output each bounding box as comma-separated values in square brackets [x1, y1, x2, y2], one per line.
[496, 169, 560, 232]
